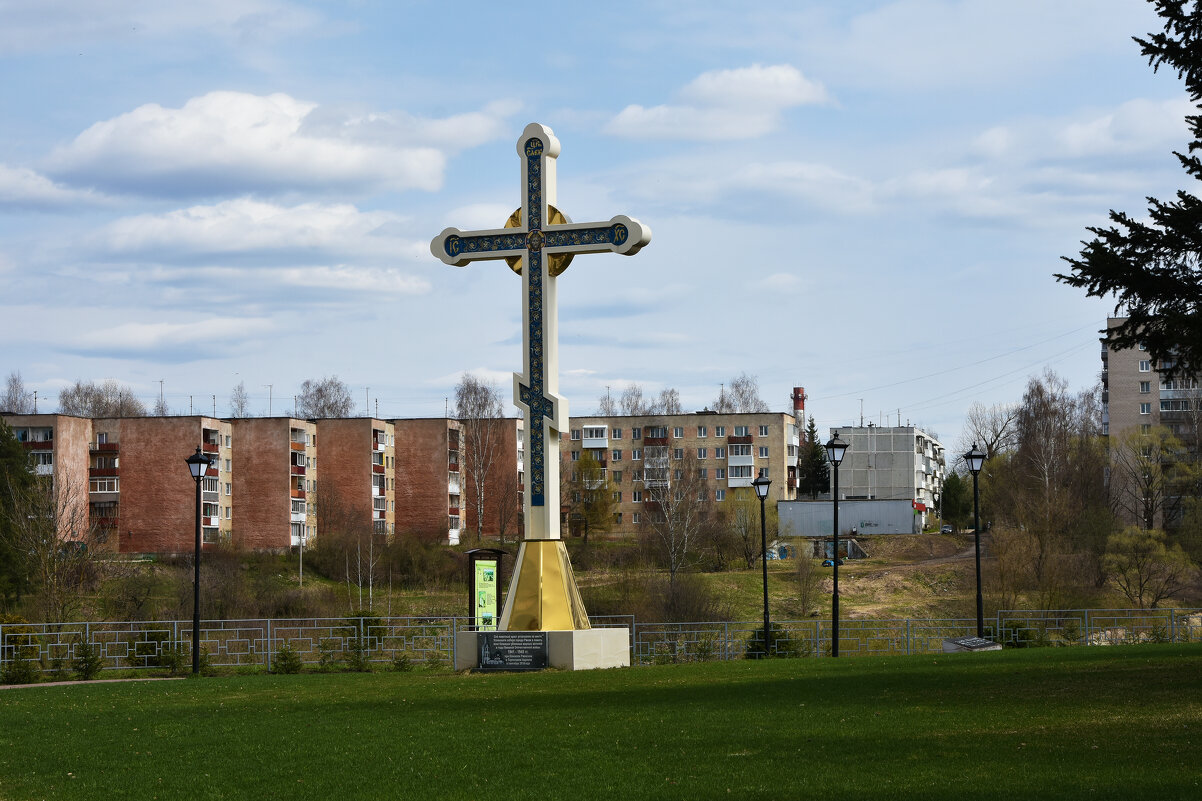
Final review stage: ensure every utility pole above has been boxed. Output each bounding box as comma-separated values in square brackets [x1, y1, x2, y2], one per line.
[264, 385, 273, 416]
[33, 390, 37, 413]
[365, 387, 370, 417]
[159, 379, 165, 409]
[212, 395, 216, 416]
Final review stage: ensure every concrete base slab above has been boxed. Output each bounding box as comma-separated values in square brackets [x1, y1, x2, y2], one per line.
[455, 627, 630, 671]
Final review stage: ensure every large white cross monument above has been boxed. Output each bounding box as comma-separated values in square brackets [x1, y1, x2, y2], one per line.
[432, 123, 649, 654]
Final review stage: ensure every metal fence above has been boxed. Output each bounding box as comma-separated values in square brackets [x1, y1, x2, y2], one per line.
[2, 609, 1199, 676]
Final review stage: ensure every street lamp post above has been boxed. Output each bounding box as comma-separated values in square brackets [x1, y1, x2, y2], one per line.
[751, 474, 772, 656]
[824, 432, 848, 657]
[964, 443, 987, 638]
[185, 446, 212, 675]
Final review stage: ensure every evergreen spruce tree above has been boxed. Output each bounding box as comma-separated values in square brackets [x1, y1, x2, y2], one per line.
[797, 416, 830, 500]
[1057, 1, 1202, 376]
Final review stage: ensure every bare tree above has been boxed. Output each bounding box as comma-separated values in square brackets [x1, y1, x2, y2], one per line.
[641, 452, 716, 605]
[494, 467, 522, 545]
[957, 401, 1019, 466]
[657, 387, 682, 415]
[713, 372, 769, 413]
[152, 396, 170, 416]
[456, 373, 504, 542]
[597, 389, 618, 416]
[722, 487, 778, 569]
[1, 372, 33, 413]
[58, 379, 146, 417]
[2, 475, 97, 622]
[1109, 426, 1193, 530]
[296, 376, 354, 418]
[229, 381, 251, 418]
[619, 383, 651, 416]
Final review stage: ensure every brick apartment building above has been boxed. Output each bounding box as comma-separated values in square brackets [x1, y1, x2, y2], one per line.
[232, 418, 317, 551]
[314, 418, 396, 537]
[4, 414, 91, 542]
[563, 410, 802, 535]
[458, 417, 525, 544]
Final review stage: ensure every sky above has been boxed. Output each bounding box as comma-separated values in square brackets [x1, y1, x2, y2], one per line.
[0, 0, 1192, 451]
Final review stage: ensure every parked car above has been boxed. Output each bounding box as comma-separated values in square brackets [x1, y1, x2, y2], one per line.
[941, 524, 954, 534]
[821, 558, 845, 567]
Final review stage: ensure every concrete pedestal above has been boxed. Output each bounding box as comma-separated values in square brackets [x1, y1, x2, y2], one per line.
[455, 627, 630, 672]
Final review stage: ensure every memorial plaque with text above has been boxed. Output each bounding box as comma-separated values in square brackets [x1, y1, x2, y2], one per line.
[477, 631, 549, 671]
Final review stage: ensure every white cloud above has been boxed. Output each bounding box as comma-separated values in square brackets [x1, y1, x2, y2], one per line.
[0, 164, 104, 208]
[324, 100, 522, 153]
[275, 265, 429, 295]
[758, 273, 803, 292]
[44, 91, 451, 197]
[92, 198, 424, 264]
[444, 202, 517, 231]
[71, 316, 273, 353]
[606, 64, 828, 140]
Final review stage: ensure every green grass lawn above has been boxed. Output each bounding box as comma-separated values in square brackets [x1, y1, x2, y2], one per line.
[2, 645, 1200, 800]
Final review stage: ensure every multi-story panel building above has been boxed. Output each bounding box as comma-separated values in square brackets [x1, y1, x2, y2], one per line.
[1102, 316, 1202, 448]
[232, 418, 317, 551]
[315, 418, 396, 537]
[393, 418, 465, 543]
[93, 416, 234, 554]
[827, 425, 945, 527]
[565, 411, 801, 535]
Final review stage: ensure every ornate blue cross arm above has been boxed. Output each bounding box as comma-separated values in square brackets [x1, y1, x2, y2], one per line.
[430, 122, 650, 532]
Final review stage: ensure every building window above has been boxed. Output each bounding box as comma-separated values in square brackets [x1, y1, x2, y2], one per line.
[1141, 424, 1152, 433]
[758, 446, 769, 458]
[1140, 381, 1151, 394]
[632, 512, 641, 524]
[1138, 342, 1147, 350]
[697, 426, 707, 438]
[716, 468, 726, 479]
[697, 447, 707, 459]
[734, 425, 749, 437]
[632, 449, 642, 460]
[614, 512, 622, 525]
[571, 451, 580, 461]
[1101, 422, 1109, 435]
[698, 468, 708, 479]
[729, 444, 751, 457]
[758, 467, 769, 478]
[648, 426, 668, 438]
[714, 446, 726, 458]
[89, 477, 119, 493]
[612, 428, 622, 439]
[715, 489, 725, 501]
[632, 470, 643, 482]
[673, 427, 684, 438]
[612, 449, 623, 461]
[571, 429, 581, 440]
[1140, 403, 1152, 415]
[632, 427, 641, 439]
[584, 426, 606, 439]
[758, 425, 769, 437]
[715, 426, 725, 437]
[1139, 360, 1152, 372]
[225, 483, 231, 496]
[633, 490, 642, 503]
[225, 507, 231, 520]
[449, 516, 460, 530]
[224, 459, 231, 471]
[729, 465, 752, 478]
[613, 491, 621, 502]
[673, 448, 684, 460]
[613, 470, 622, 483]
[673, 469, 683, 480]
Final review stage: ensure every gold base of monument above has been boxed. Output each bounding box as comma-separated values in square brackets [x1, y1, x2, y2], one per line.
[499, 539, 591, 631]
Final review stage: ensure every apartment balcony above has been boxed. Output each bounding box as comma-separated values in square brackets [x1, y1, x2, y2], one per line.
[372, 464, 385, 474]
[95, 516, 119, 530]
[448, 461, 460, 473]
[788, 478, 798, 489]
[290, 441, 306, 452]
[291, 512, 306, 524]
[34, 464, 53, 476]
[728, 476, 753, 489]
[448, 479, 461, 495]
[373, 485, 384, 496]
[582, 435, 609, 450]
[727, 454, 755, 467]
[202, 516, 219, 527]
[290, 464, 306, 476]
[727, 435, 753, 445]
[89, 442, 119, 452]
[291, 488, 306, 499]
[202, 490, 219, 503]
[89, 467, 119, 477]
[448, 506, 460, 516]
[21, 441, 51, 450]
[644, 437, 668, 447]
[201, 442, 219, 454]
[205, 466, 219, 477]
[373, 510, 386, 520]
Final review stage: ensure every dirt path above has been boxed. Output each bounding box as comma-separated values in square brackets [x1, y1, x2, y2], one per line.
[1, 676, 184, 691]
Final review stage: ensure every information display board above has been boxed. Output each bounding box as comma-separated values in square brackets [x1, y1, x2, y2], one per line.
[474, 558, 499, 629]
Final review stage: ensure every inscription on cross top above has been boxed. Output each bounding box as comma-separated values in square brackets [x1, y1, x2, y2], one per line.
[431, 122, 650, 543]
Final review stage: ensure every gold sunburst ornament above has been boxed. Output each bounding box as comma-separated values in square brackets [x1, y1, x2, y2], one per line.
[504, 205, 574, 275]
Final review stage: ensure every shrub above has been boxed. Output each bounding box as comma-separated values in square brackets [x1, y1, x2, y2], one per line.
[317, 638, 342, 672]
[73, 638, 105, 681]
[745, 623, 804, 659]
[159, 646, 187, 676]
[1, 651, 40, 685]
[272, 643, 303, 674]
[391, 651, 414, 672]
